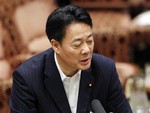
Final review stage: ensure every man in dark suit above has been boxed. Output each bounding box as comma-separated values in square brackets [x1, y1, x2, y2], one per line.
[10, 4, 132, 113]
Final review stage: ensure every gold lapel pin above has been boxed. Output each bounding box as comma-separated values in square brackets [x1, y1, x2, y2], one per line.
[88, 83, 92, 87]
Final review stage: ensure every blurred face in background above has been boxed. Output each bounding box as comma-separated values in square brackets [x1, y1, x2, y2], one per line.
[51, 22, 94, 76]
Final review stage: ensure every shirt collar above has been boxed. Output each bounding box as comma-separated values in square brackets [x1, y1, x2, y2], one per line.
[54, 52, 81, 81]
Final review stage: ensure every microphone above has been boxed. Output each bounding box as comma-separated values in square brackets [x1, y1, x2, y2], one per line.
[91, 99, 106, 113]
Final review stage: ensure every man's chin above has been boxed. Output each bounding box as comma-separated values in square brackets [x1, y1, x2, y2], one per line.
[79, 63, 91, 70]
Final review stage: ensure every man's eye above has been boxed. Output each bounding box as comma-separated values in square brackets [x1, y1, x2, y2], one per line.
[73, 44, 81, 48]
[87, 40, 93, 45]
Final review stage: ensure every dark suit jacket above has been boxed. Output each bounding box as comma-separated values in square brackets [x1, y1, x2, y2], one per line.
[10, 48, 132, 113]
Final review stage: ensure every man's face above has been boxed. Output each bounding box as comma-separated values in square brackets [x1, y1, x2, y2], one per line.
[52, 22, 94, 76]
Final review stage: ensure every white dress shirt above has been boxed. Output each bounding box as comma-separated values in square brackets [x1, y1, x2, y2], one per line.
[54, 53, 81, 113]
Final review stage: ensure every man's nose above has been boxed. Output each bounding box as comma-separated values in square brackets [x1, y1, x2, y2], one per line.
[81, 43, 90, 54]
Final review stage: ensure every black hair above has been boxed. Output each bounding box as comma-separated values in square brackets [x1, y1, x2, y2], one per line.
[55, 0, 71, 7]
[45, 4, 93, 43]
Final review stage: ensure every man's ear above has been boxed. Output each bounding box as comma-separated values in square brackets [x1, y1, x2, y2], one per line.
[50, 39, 60, 54]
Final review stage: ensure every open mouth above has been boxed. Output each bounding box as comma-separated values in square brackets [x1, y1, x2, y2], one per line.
[80, 58, 91, 65]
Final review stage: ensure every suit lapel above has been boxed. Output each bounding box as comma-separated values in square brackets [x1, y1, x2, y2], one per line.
[44, 49, 71, 113]
[77, 68, 94, 113]
[43, 49, 95, 113]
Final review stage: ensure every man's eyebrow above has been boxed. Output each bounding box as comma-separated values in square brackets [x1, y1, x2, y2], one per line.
[87, 33, 93, 38]
[72, 33, 93, 43]
[72, 38, 82, 43]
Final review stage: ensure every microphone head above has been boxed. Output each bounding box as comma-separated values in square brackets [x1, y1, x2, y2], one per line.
[91, 99, 106, 113]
